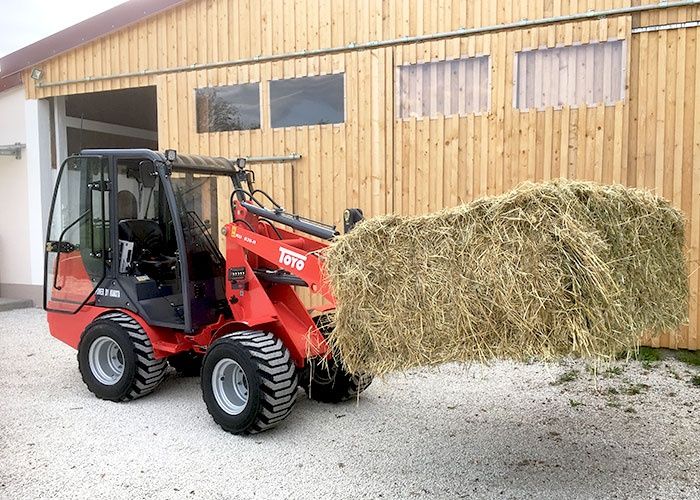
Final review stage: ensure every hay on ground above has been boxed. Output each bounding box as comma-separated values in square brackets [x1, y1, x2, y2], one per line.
[323, 180, 688, 376]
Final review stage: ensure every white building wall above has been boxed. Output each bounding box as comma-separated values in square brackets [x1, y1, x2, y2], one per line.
[0, 86, 32, 292]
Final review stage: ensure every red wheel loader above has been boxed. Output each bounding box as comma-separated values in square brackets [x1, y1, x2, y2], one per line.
[44, 149, 371, 434]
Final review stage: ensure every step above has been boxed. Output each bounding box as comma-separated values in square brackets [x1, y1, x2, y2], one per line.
[0, 297, 34, 312]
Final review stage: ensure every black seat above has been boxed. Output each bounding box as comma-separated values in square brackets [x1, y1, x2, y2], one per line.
[119, 219, 176, 279]
[118, 219, 164, 258]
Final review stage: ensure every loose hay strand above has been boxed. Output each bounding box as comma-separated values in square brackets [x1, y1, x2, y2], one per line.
[323, 180, 689, 376]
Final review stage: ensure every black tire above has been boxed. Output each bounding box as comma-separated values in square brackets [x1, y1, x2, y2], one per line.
[77, 312, 167, 402]
[201, 331, 298, 434]
[168, 351, 203, 377]
[303, 358, 373, 403]
[302, 314, 373, 403]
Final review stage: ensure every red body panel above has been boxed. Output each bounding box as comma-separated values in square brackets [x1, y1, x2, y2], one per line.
[47, 251, 95, 313]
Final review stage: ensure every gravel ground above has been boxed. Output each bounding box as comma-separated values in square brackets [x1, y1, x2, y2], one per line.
[1, 308, 698, 500]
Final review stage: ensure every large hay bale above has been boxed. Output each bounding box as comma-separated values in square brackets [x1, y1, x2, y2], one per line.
[323, 180, 688, 376]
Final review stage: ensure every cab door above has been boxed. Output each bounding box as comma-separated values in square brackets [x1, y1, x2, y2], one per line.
[44, 155, 110, 313]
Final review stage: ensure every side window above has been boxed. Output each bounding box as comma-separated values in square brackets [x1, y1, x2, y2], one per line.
[270, 74, 345, 128]
[396, 56, 490, 118]
[514, 40, 626, 110]
[195, 83, 261, 133]
[169, 173, 224, 252]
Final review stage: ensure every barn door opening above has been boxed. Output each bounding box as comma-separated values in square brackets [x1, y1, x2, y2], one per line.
[59, 86, 158, 156]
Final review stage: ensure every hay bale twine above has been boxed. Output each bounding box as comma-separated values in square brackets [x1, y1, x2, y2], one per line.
[323, 180, 688, 376]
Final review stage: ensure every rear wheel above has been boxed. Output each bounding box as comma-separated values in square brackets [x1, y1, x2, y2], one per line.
[302, 314, 373, 403]
[77, 312, 167, 401]
[201, 331, 298, 434]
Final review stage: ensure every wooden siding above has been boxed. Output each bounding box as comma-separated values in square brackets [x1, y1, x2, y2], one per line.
[22, 0, 700, 349]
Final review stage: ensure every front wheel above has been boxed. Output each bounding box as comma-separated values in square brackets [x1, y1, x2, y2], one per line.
[301, 314, 373, 403]
[201, 331, 298, 434]
[303, 358, 373, 403]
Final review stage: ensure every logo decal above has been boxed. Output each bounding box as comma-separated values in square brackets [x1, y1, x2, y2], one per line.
[278, 247, 307, 271]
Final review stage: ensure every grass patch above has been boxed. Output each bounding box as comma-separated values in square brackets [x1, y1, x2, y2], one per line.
[624, 383, 650, 396]
[666, 365, 681, 379]
[569, 399, 584, 408]
[605, 365, 624, 377]
[676, 350, 700, 367]
[637, 347, 662, 362]
[691, 375, 700, 387]
[551, 369, 579, 385]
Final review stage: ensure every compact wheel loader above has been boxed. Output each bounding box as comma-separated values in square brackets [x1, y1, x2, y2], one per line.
[44, 149, 371, 434]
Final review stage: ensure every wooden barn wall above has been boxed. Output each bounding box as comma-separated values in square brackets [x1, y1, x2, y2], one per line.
[22, 0, 700, 349]
[628, 7, 700, 350]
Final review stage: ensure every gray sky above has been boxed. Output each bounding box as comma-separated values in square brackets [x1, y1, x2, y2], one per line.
[0, 0, 128, 58]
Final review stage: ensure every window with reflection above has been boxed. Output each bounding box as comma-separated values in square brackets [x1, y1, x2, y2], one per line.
[270, 74, 345, 128]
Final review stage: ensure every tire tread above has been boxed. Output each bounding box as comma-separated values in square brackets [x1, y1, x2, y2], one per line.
[98, 312, 166, 401]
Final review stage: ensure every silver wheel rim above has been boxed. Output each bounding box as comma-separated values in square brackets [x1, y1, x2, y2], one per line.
[212, 358, 249, 415]
[88, 336, 125, 385]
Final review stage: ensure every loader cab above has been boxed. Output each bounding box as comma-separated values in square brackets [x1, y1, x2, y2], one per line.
[45, 149, 230, 333]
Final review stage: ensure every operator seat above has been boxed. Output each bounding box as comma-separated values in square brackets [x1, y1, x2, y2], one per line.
[118, 219, 164, 257]
[117, 190, 176, 280]
[118, 219, 177, 280]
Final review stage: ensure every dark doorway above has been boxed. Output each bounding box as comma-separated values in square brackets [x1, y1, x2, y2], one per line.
[65, 86, 158, 155]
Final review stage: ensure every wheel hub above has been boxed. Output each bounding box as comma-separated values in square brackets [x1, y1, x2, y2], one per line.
[88, 336, 125, 385]
[211, 358, 249, 415]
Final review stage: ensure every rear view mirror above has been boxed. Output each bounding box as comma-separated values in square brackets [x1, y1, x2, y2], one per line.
[139, 160, 157, 188]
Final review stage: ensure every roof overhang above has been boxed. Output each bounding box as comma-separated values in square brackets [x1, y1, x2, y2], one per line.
[0, 0, 186, 93]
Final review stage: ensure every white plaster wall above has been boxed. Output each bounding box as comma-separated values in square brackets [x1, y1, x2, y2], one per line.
[0, 86, 32, 286]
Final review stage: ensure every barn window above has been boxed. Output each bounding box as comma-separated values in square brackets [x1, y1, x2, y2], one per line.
[395, 56, 490, 118]
[514, 40, 626, 110]
[196, 83, 261, 133]
[270, 74, 345, 128]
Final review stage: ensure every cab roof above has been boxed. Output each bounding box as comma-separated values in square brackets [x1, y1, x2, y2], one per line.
[79, 149, 239, 177]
